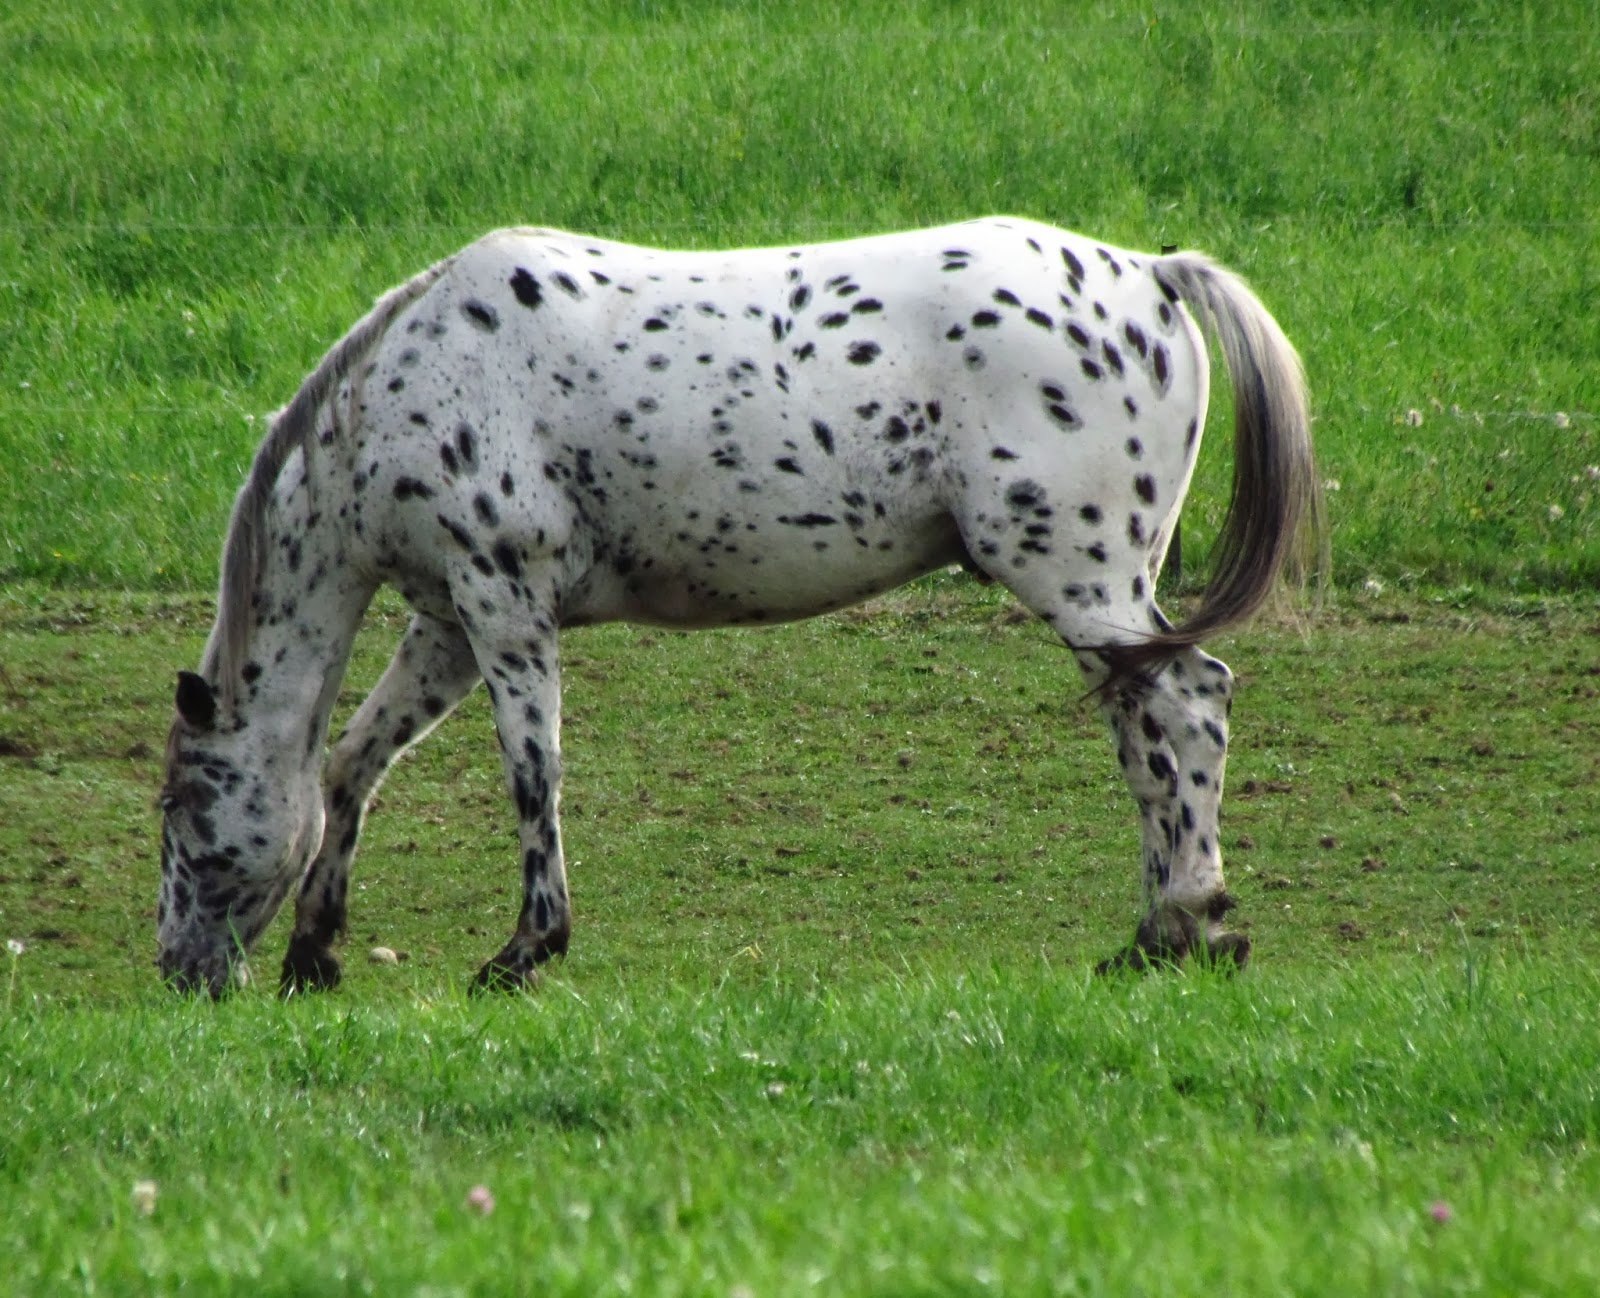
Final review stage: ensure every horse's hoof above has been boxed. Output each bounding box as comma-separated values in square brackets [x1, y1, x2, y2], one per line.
[471, 955, 539, 994]
[1095, 902, 1249, 975]
[280, 939, 343, 996]
[1094, 943, 1170, 975]
[1204, 931, 1252, 971]
[1096, 903, 1199, 975]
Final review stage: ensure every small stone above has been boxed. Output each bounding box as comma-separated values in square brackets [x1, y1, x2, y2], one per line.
[368, 946, 400, 965]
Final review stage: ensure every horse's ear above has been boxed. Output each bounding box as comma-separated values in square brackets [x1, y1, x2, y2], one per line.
[175, 672, 217, 731]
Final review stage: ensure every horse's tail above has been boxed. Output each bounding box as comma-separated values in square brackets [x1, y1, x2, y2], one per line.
[1113, 252, 1324, 677]
[206, 255, 457, 709]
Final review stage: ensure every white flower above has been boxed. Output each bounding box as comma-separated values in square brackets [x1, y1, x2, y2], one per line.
[1404, 409, 1424, 427]
[132, 1180, 158, 1216]
[1322, 479, 1341, 493]
[1363, 578, 1385, 596]
[1554, 412, 1571, 429]
[1548, 503, 1565, 521]
[5, 939, 22, 957]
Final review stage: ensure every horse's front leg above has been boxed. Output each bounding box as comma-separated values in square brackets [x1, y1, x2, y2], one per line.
[464, 603, 572, 992]
[281, 613, 480, 994]
[1094, 645, 1249, 972]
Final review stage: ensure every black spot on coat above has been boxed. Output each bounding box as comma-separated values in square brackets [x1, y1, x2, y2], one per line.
[393, 477, 434, 501]
[492, 540, 523, 579]
[509, 269, 543, 309]
[462, 300, 499, 331]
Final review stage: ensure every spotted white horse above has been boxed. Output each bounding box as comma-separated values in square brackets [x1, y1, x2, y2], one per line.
[156, 217, 1319, 996]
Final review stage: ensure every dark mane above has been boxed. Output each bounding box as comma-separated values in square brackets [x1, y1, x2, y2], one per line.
[201, 257, 456, 712]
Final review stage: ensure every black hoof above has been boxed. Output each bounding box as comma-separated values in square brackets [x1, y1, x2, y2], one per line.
[1094, 943, 1173, 975]
[280, 938, 343, 996]
[1204, 931, 1252, 971]
[471, 955, 539, 994]
[1095, 900, 1250, 976]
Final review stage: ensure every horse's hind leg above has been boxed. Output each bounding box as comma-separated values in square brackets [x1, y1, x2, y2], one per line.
[281, 612, 479, 994]
[981, 547, 1246, 971]
[1085, 642, 1250, 972]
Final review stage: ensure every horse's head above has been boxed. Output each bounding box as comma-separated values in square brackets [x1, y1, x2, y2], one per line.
[156, 671, 325, 996]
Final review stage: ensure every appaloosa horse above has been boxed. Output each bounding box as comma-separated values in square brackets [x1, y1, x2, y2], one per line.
[156, 217, 1318, 996]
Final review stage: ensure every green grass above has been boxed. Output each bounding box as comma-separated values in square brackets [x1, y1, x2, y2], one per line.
[5, 579, 1600, 1000]
[5, 579, 1600, 1292]
[2, 0, 1599, 588]
[5, 1, 1600, 1289]
[6, 960, 1600, 1295]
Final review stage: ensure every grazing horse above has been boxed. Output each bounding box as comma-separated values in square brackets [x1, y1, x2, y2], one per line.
[156, 217, 1318, 997]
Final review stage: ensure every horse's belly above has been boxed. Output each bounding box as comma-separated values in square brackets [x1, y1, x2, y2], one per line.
[560, 508, 964, 629]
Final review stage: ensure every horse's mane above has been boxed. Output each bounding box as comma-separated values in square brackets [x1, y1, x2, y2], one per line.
[204, 256, 456, 713]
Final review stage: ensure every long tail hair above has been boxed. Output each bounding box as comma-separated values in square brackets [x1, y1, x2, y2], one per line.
[1112, 252, 1324, 676]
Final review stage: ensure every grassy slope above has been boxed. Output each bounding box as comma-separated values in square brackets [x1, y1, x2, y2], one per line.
[1, 0, 1598, 588]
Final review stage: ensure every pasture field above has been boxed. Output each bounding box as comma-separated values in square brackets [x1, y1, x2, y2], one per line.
[1, 0, 1598, 589]
[4, 580, 1600, 1293]
[5, 0, 1600, 1291]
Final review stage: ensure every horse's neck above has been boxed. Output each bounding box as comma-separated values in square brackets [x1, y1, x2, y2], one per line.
[230, 470, 373, 761]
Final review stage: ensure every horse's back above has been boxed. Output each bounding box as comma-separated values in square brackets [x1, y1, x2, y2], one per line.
[349, 218, 1208, 629]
